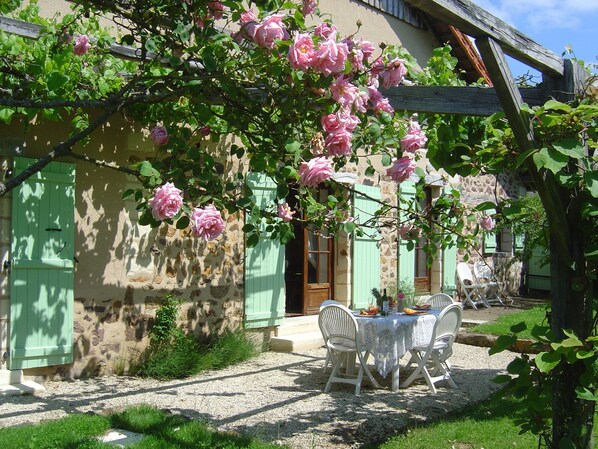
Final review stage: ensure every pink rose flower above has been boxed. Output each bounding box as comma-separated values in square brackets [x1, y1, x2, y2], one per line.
[360, 40, 375, 61]
[349, 47, 365, 72]
[330, 76, 358, 108]
[321, 111, 359, 134]
[208, 1, 225, 20]
[324, 128, 353, 157]
[191, 205, 226, 240]
[288, 33, 315, 71]
[400, 120, 427, 153]
[369, 57, 385, 79]
[314, 22, 337, 39]
[240, 9, 257, 23]
[278, 203, 295, 222]
[379, 58, 407, 89]
[312, 38, 348, 76]
[387, 156, 416, 183]
[253, 14, 289, 49]
[73, 34, 91, 56]
[301, 0, 317, 16]
[235, 9, 258, 41]
[149, 182, 183, 221]
[199, 125, 211, 137]
[480, 215, 495, 231]
[299, 156, 334, 187]
[150, 125, 169, 146]
[353, 89, 369, 113]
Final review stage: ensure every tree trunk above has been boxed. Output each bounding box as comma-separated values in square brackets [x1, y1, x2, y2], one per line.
[549, 222, 595, 449]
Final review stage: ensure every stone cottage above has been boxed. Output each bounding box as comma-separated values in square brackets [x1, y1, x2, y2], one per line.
[0, 0, 524, 382]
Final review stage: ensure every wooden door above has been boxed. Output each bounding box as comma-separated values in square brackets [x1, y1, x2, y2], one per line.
[303, 225, 333, 315]
[414, 187, 432, 293]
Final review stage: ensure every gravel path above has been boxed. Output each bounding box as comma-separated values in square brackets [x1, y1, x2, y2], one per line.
[0, 344, 515, 449]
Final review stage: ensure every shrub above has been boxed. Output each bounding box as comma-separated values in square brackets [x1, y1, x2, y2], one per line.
[132, 295, 258, 380]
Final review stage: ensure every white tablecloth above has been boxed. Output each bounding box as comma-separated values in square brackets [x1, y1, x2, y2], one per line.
[356, 310, 439, 378]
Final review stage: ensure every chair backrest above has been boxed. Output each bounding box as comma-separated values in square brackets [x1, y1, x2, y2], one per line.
[435, 303, 463, 341]
[473, 261, 493, 282]
[318, 303, 358, 349]
[456, 262, 474, 285]
[427, 293, 455, 309]
[320, 299, 339, 310]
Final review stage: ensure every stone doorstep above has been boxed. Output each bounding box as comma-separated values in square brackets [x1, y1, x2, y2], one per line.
[0, 369, 46, 396]
[270, 331, 324, 353]
[0, 380, 45, 396]
[275, 315, 319, 337]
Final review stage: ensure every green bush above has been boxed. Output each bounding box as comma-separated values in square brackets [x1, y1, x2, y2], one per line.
[132, 295, 258, 379]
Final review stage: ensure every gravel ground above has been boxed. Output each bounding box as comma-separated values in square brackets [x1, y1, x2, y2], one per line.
[0, 343, 516, 449]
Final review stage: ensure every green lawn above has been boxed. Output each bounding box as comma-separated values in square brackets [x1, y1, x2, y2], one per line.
[0, 404, 286, 449]
[377, 393, 541, 449]
[468, 304, 549, 339]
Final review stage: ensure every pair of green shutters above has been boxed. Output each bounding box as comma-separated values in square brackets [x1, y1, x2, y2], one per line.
[244, 178, 459, 328]
[243, 177, 383, 327]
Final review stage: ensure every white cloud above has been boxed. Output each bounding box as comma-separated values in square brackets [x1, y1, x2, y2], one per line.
[473, 0, 598, 31]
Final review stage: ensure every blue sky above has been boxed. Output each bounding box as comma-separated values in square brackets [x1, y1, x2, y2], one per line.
[472, 0, 598, 78]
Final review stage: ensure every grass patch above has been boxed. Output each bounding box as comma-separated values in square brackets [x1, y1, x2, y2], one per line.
[376, 393, 539, 449]
[468, 304, 549, 339]
[132, 329, 258, 380]
[0, 413, 111, 449]
[0, 404, 285, 449]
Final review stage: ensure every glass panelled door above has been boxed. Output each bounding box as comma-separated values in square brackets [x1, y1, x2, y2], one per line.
[284, 187, 334, 316]
[304, 224, 333, 314]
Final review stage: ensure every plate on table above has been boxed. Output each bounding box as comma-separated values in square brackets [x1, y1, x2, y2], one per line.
[403, 308, 428, 315]
[413, 304, 432, 311]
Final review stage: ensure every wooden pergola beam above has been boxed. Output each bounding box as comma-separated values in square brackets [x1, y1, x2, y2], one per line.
[382, 85, 548, 116]
[405, 0, 564, 77]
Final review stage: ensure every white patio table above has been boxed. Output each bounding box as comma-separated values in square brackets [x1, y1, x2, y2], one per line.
[354, 309, 440, 392]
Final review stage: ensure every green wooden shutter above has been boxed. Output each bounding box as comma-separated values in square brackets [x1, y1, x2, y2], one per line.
[10, 157, 75, 369]
[442, 185, 457, 296]
[398, 181, 416, 289]
[352, 185, 381, 310]
[483, 208, 497, 254]
[514, 231, 525, 253]
[244, 173, 285, 328]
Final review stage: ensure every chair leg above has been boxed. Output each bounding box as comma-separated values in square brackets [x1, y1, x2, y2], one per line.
[361, 351, 381, 389]
[400, 350, 426, 388]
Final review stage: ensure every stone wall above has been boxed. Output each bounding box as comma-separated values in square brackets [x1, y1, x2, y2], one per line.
[457, 173, 526, 298]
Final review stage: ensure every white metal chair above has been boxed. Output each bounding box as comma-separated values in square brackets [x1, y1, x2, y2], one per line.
[319, 299, 339, 372]
[426, 293, 457, 309]
[318, 303, 380, 395]
[456, 262, 489, 309]
[401, 303, 463, 393]
[473, 261, 505, 306]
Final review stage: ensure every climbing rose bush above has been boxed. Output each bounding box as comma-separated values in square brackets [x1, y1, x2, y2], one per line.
[149, 182, 183, 221]
[191, 205, 226, 241]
